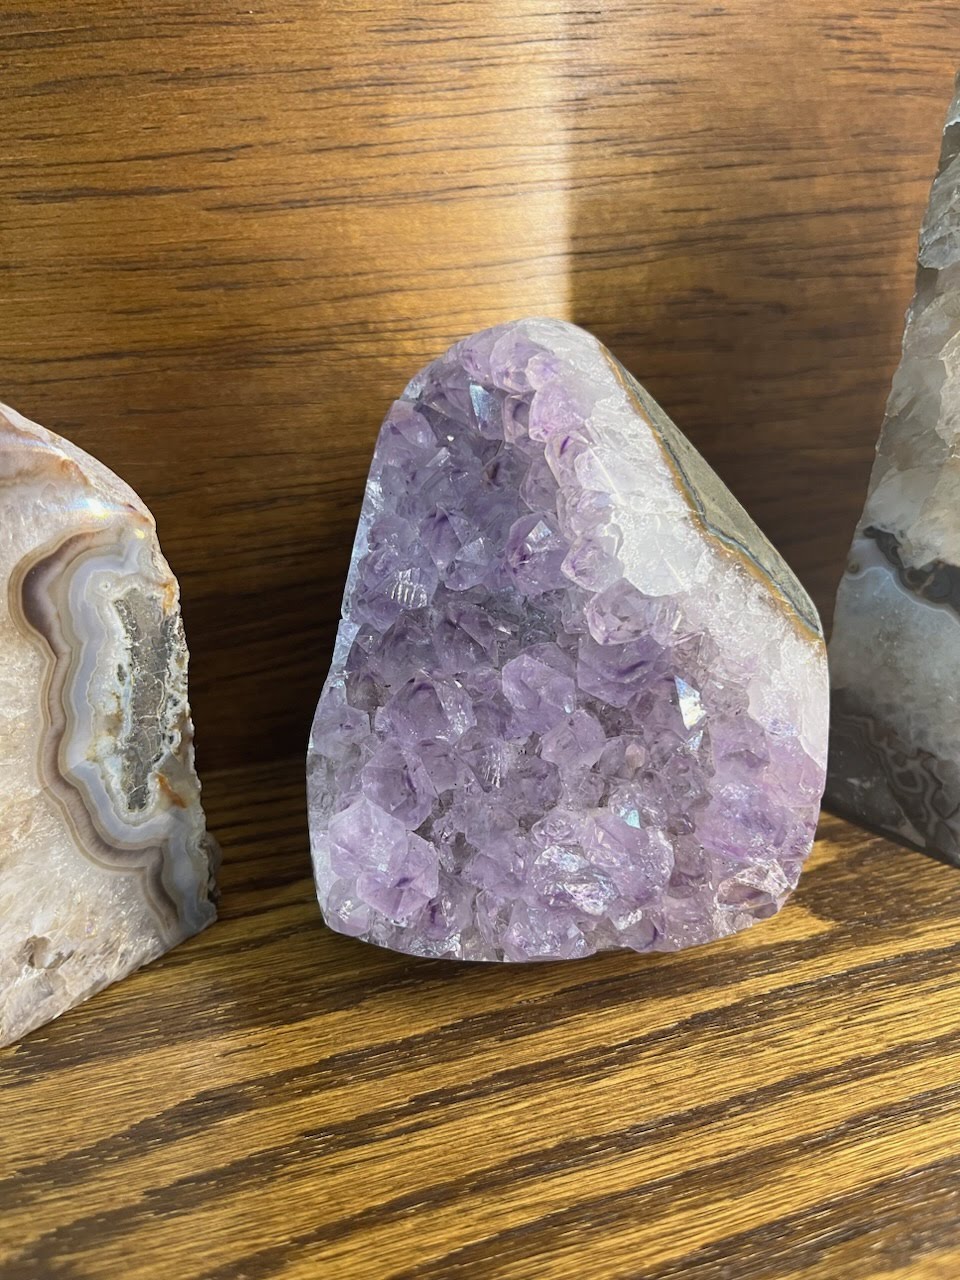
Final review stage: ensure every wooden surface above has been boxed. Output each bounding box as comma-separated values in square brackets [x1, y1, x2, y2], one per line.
[2, 3, 960, 1277]
[5, 791, 960, 1279]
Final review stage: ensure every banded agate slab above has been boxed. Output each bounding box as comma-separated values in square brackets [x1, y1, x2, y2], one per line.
[0, 404, 217, 1045]
[829, 78, 960, 863]
[308, 319, 828, 962]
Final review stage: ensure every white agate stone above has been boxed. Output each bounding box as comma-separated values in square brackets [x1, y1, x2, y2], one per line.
[0, 403, 217, 1045]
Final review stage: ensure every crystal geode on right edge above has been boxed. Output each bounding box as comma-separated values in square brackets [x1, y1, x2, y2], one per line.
[828, 77, 960, 864]
[307, 319, 828, 962]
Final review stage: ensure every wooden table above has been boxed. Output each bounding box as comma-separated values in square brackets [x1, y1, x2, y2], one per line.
[2, 4, 960, 1277]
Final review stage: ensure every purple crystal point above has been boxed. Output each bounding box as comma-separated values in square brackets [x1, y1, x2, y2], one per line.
[308, 319, 828, 961]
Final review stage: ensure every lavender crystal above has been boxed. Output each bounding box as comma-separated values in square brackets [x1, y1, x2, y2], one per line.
[308, 319, 828, 961]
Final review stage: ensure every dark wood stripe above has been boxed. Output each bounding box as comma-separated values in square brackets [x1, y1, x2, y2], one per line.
[638, 1155, 960, 1280]
[4, 4, 960, 1275]
[6, 939, 960, 1265]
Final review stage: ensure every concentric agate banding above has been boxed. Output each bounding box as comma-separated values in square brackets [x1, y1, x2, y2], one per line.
[11, 521, 210, 938]
[0, 402, 216, 1046]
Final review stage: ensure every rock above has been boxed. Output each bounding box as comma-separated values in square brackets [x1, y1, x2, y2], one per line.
[828, 77, 960, 863]
[307, 319, 828, 961]
[0, 403, 217, 1045]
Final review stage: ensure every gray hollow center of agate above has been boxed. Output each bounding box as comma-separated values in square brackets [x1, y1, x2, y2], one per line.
[112, 591, 180, 813]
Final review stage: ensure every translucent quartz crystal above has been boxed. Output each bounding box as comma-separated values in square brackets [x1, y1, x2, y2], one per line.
[0, 404, 217, 1045]
[829, 78, 960, 863]
[308, 319, 828, 961]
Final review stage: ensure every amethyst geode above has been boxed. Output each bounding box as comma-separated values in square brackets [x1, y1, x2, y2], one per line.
[307, 319, 828, 961]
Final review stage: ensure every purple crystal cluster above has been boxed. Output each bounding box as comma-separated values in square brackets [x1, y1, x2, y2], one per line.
[308, 319, 828, 961]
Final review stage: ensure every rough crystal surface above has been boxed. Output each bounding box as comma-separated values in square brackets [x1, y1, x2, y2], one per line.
[828, 77, 960, 863]
[0, 403, 217, 1045]
[308, 319, 827, 961]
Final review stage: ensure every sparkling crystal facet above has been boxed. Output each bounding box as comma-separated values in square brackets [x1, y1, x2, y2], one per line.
[308, 319, 827, 961]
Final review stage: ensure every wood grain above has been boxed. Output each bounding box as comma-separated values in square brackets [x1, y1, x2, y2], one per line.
[4, 772, 960, 1279]
[2, 0, 958, 768]
[2, 3, 960, 1277]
